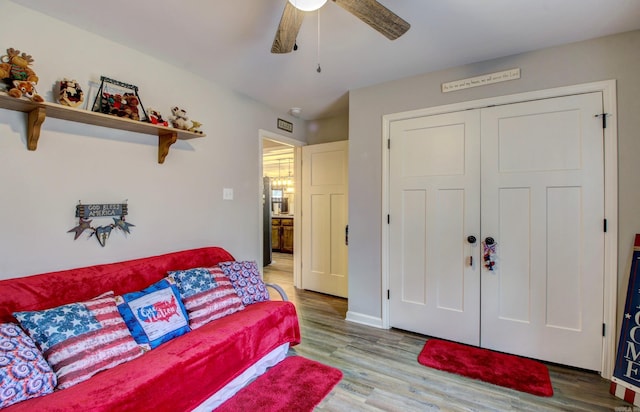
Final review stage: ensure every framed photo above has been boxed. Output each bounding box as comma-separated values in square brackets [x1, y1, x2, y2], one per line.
[91, 76, 148, 121]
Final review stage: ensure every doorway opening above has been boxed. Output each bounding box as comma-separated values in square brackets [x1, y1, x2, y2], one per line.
[259, 130, 303, 289]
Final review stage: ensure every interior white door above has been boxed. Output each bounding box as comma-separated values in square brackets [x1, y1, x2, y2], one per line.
[388, 110, 481, 346]
[301, 141, 349, 298]
[388, 92, 605, 370]
[480, 92, 604, 370]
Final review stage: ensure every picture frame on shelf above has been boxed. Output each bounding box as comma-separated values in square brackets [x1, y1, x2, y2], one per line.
[83, 80, 101, 111]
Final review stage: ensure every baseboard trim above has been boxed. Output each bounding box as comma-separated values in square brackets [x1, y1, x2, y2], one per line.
[345, 311, 385, 329]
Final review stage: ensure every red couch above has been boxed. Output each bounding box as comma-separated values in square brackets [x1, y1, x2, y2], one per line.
[0, 247, 301, 411]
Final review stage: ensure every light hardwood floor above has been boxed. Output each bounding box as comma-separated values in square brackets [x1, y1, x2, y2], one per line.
[264, 252, 629, 412]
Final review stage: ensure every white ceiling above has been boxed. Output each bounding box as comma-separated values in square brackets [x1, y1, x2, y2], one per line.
[13, 0, 640, 120]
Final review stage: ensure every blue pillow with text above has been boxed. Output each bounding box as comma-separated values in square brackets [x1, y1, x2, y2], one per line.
[116, 278, 190, 349]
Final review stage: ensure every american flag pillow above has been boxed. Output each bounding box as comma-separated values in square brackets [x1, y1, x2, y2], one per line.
[14, 291, 144, 390]
[168, 267, 245, 329]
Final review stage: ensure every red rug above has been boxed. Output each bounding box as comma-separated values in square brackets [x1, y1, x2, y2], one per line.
[418, 339, 553, 397]
[216, 356, 343, 411]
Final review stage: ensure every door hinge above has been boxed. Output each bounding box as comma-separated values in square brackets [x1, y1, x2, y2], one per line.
[387, 214, 390, 224]
[595, 113, 610, 129]
[604, 219, 607, 233]
[603, 323, 606, 337]
[387, 289, 390, 300]
[387, 139, 391, 149]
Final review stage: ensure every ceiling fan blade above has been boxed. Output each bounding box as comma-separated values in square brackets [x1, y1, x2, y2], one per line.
[333, 0, 410, 40]
[271, 2, 305, 54]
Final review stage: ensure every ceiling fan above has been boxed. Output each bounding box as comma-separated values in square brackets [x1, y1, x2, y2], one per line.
[271, 0, 410, 54]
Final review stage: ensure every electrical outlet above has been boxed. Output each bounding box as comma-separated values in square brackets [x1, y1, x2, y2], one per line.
[223, 188, 234, 200]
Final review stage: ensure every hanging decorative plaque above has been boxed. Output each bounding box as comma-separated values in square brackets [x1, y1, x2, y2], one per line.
[67, 201, 135, 247]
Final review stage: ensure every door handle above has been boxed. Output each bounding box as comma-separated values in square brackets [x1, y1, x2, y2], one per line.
[345, 225, 349, 246]
[467, 235, 477, 266]
[485, 237, 495, 245]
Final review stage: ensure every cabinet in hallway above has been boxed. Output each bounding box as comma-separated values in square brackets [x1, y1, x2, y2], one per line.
[272, 217, 294, 253]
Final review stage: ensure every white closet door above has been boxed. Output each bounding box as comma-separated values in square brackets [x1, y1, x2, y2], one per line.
[480, 92, 604, 370]
[388, 91, 605, 371]
[389, 110, 481, 346]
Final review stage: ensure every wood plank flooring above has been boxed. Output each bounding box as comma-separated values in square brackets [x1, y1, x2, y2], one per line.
[264, 252, 629, 411]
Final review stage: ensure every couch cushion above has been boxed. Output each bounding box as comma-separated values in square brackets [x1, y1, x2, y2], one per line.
[116, 279, 190, 349]
[168, 267, 244, 329]
[13, 292, 143, 390]
[218, 261, 270, 305]
[0, 323, 56, 408]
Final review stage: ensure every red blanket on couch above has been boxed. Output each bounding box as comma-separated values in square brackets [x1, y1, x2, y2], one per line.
[0, 247, 301, 412]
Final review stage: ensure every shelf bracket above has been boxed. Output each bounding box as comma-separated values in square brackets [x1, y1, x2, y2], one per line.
[158, 131, 178, 164]
[27, 107, 46, 151]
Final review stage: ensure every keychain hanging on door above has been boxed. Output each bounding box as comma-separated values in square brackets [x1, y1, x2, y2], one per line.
[483, 237, 497, 271]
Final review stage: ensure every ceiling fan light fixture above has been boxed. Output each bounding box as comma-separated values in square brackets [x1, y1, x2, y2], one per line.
[288, 0, 327, 12]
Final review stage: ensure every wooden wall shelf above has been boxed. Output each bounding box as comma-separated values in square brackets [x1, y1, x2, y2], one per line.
[0, 92, 205, 163]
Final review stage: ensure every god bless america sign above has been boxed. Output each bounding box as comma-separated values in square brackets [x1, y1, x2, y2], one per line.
[613, 234, 640, 391]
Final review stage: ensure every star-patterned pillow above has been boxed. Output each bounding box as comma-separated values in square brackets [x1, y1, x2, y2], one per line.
[15, 303, 101, 352]
[169, 268, 217, 299]
[14, 291, 144, 390]
[168, 267, 245, 329]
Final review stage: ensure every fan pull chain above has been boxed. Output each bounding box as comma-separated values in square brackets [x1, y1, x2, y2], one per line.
[294, 0, 299, 51]
[317, 9, 322, 73]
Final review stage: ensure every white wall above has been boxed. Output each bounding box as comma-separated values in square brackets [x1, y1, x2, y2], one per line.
[348, 30, 640, 321]
[306, 113, 348, 145]
[0, 1, 306, 278]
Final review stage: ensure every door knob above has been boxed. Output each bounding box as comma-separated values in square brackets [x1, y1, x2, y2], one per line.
[467, 236, 477, 266]
[485, 237, 495, 246]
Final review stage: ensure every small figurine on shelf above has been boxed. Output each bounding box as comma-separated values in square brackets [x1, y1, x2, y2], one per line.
[121, 93, 140, 121]
[58, 78, 84, 107]
[169, 106, 203, 134]
[188, 120, 204, 135]
[0, 48, 39, 83]
[7, 80, 44, 102]
[148, 108, 169, 126]
[169, 106, 190, 130]
[0, 47, 44, 102]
